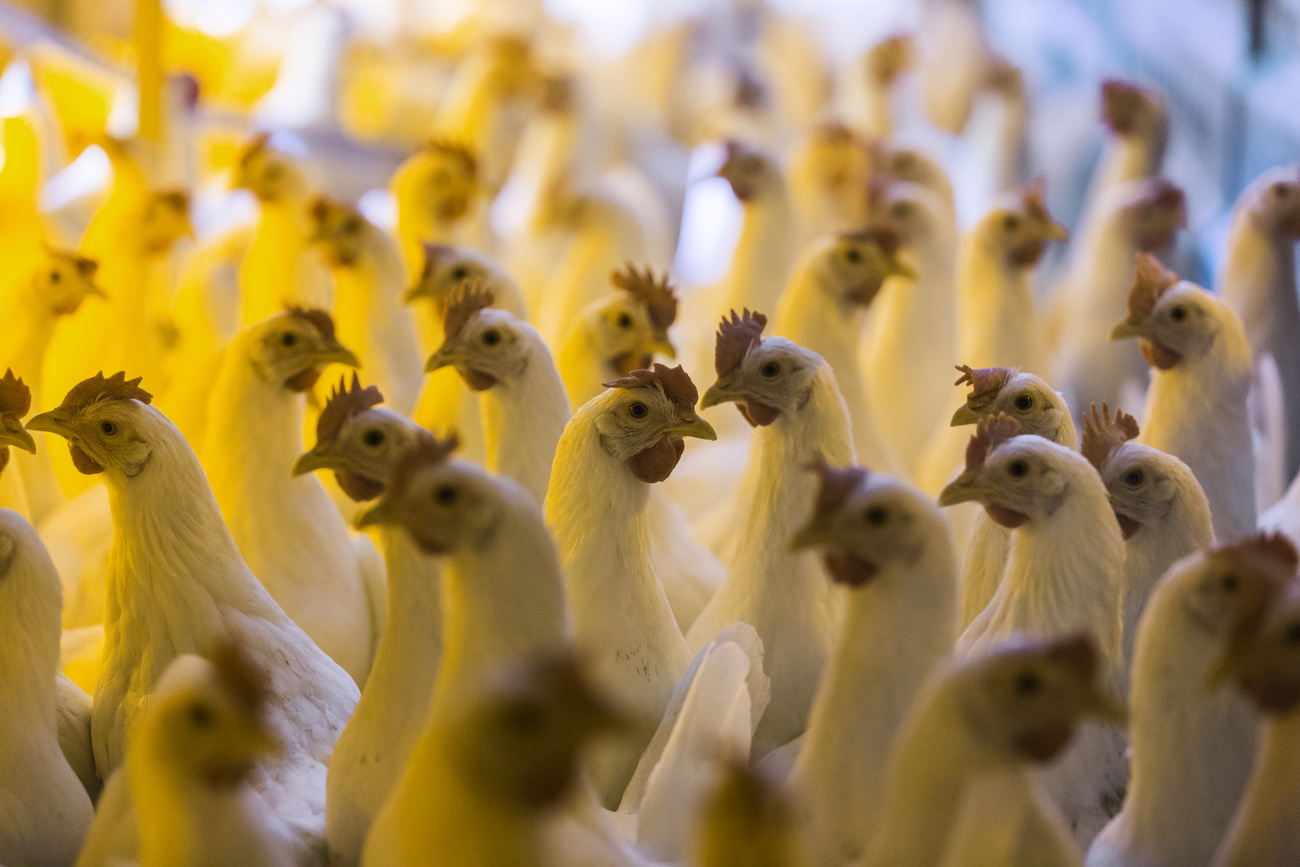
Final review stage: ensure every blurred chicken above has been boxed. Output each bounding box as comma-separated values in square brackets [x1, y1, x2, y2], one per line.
[293, 376, 443, 867]
[1054, 178, 1186, 414]
[122, 646, 293, 867]
[0, 507, 93, 867]
[1074, 81, 1168, 246]
[786, 461, 957, 865]
[545, 363, 715, 805]
[1220, 166, 1300, 479]
[940, 416, 1127, 844]
[1087, 535, 1272, 867]
[308, 196, 424, 416]
[863, 633, 1125, 867]
[784, 123, 872, 246]
[28, 373, 359, 859]
[426, 282, 569, 503]
[837, 34, 913, 141]
[1111, 253, 1257, 541]
[1207, 544, 1300, 866]
[390, 141, 482, 274]
[959, 56, 1029, 210]
[203, 310, 381, 686]
[692, 762, 807, 867]
[690, 311, 854, 757]
[1080, 402, 1212, 678]
[915, 0, 986, 135]
[776, 227, 909, 473]
[0, 371, 37, 519]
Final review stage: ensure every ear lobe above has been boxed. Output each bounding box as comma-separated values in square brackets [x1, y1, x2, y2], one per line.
[120, 440, 153, 478]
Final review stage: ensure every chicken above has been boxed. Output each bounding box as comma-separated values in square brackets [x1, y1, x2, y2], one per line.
[0, 248, 103, 523]
[1075, 81, 1168, 246]
[307, 196, 424, 416]
[692, 762, 807, 867]
[27, 372, 359, 859]
[837, 34, 913, 141]
[1220, 166, 1300, 479]
[557, 264, 678, 411]
[1053, 178, 1186, 415]
[1086, 535, 1271, 867]
[426, 281, 569, 504]
[1110, 252, 1257, 541]
[1206, 540, 1300, 866]
[876, 145, 958, 221]
[361, 653, 619, 867]
[915, 0, 986, 135]
[689, 311, 854, 757]
[292, 376, 443, 867]
[959, 56, 1029, 209]
[1080, 402, 1212, 679]
[390, 141, 481, 275]
[123, 645, 294, 867]
[203, 309, 380, 686]
[954, 180, 1068, 377]
[774, 227, 909, 474]
[863, 633, 1125, 867]
[861, 180, 960, 472]
[786, 460, 957, 866]
[940, 415, 1127, 844]
[545, 363, 716, 806]
[0, 507, 93, 867]
[784, 123, 872, 246]
[231, 134, 332, 321]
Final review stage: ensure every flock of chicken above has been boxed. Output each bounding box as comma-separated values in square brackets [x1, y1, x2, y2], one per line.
[1, 5, 1300, 867]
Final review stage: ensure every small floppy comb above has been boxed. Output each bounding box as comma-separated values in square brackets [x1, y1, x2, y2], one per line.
[1126, 252, 1180, 320]
[867, 33, 914, 83]
[1101, 79, 1162, 133]
[0, 369, 31, 420]
[954, 365, 1013, 410]
[58, 371, 152, 412]
[317, 373, 385, 444]
[604, 363, 699, 413]
[443, 279, 496, 341]
[286, 307, 337, 342]
[965, 413, 1021, 473]
[1019, 179, 1059, 229]
[715, 309, 768, 377]
[1081, 401, 1140, 471]
[611, 263, 678, 333]
[806, 452, 870, 521]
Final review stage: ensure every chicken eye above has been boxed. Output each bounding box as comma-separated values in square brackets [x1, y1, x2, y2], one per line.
[1274, 183, 1291, 199]
[188, 703, 215, 729]
[1003, 214, 1021, 232]
[616, 313, 633, 329]
[1221, 573, 1238, 592]
[342, 217, 362, 234]
[434, 485, 458, 505]
[50, 269, 61, 284]
[1124, 469, 1144, 486]
[1007, 459, 1029, 478]
[450, 266, 469, 281]
[864, 506, 889, 526]
[844, 246, 863, 264]
[1170, 305, 1188, 322]
[1286, 622, 1300, 644]
[363, 429, 385, 447]
[629, 402, 648, 419]
[482, 330, 501, 346]
[891, 202, 912, 219]
[1014, 672, 1041, 695]
[1013, 394, 1033, 411]
[760, 362, 780, 378]
[280, 332, 298, 348]
[505, 701, 545, 734]
[101, 421, 118, 436]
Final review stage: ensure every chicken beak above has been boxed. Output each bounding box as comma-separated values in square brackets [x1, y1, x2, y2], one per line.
[403, 281, 432, 305]
[1080, 684, 1128, 725]
[647, 334, 677, 360]
[665, 415, 717, 441]
[700, 381, 740, 410]
[292, 446, 336, 477]
[1110, 318, 1148, 341]
[789, 519, 832, 552]
[86, 280, 109, 300]
[316, 343, 361, 369]
[885, 256, 916, 280]
[356, 499, 396, 530]
[25, 411, 75, 440]
[950, 404, 981, 426]
[938, 472, 988, 507]
[0, 418, 36, 454]
[1040, 220, 1069, 243]
[425, 343, 464, 373]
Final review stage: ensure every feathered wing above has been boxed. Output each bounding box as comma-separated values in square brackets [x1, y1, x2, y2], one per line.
[55, 674, 99, 801]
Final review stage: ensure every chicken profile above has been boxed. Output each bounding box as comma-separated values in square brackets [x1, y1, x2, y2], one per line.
[28, 372, 358, 860]
[0, 508, 93, 867]
[689, 310, 855, 757]
[1080, 401, 1212, 677]
[863, 633, 1125, 867]
[360, 654, 619, 867]
[784, 122, 872, 245]
[774, 227, 909, 474]
[1220, 166, 1300, 479]
[1086, 535, 1276, 867]
[292, 377, 443, 867]
[1110, 252, 1257, 541]
[203, 309, 381, 686]
[786, 460, 957, 866]
[123, 645, 294, 867]
[545, 363, 716, 806]
[426, 281, 570, 504]
[940, 415, 1127, 844]
[1075, 80, 1168, 245]
[390, 140, 481, 274]
[1207, 551, 1300, 867]
[308, 196, 424, 416]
